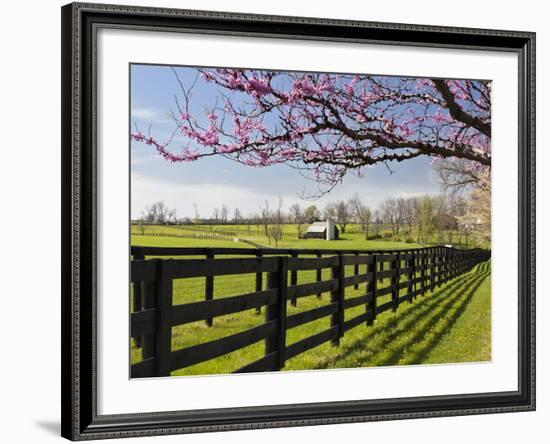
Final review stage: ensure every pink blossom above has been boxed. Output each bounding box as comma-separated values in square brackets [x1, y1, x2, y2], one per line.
[246, 78, 271, 95]
[132, 69, 491, 187]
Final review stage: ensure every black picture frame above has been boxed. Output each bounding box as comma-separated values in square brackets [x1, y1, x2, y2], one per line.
[61, 2, 536, 440]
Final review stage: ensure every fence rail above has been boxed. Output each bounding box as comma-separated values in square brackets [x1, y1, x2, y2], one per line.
[131, 231, 234, 241]
[130, 246, 490, 377]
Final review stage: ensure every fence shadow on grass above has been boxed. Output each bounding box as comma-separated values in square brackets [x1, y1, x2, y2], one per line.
[377, 267, 490, 366]
[311, 261, 491, 370]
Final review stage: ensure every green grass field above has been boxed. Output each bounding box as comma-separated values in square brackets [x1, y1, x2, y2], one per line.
[132, 222, 486, 250]
[309, 261, 491, 369]
[130, 223, 491, 375]
[131, 224, 423, 251]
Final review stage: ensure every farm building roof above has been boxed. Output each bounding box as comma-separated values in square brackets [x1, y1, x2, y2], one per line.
[306, 222, 327, 233]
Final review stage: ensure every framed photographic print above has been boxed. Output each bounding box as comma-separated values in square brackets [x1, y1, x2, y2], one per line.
[61, 2, 535, 440]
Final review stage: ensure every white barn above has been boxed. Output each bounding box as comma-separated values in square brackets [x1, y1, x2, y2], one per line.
[303, 219, 339, 240]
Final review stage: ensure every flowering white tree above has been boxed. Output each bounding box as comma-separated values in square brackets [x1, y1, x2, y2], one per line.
[459, 187, 491, 245]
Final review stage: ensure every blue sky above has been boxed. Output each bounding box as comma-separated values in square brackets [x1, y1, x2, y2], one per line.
[130, 64, 442, 220]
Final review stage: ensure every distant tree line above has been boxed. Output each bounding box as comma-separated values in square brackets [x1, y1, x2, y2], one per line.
[135, 185, 489, 247]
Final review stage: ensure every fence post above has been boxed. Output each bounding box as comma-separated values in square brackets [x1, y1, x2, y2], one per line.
[438, 248, 443, 285]
[420, 249, 426, 296]
[430, 248, 436, 291]
[330, 254, 345, 345]
[140, 259, 172, 377]
[439, 247, 445, 287]
[432, 247, 438, 291]
[445, 248, 452, 282]
[155, 260, 173, 377]
[408, 250, 415, 303]
[265, 257, 288, 370]
[141, 276, 157, 372]
[444, 248, 448, 283]
[391, 253, 400, 311]
[132, 250, 145, 348]
[205, 251, 214, 326]
[453, 250, 457, 278]
[436, 247, 441, 287]
[255, 251, 263, 314]
[449, 248, 453, 281]
[316, 251, 323, 298]
[442, 247, 447, 285]
[353, 251, 360, 290]
[367, 254, 377, 326]
[290, 251, 298, 306]
[448, 248, 452, 281]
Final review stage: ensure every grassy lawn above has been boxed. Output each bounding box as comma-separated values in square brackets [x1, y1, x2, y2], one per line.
[130, 231, 491, 375]
[132, 234, 241, 249]
[421, 261, 491, 364]
[308, 260, 491, 369]
[131, 222, 487, 250]
[131, 228, 424, 251]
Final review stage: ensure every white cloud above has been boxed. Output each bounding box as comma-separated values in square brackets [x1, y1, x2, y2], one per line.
[396, 190, 440, 199]
[131, 166, 443, 219]
[131, 107, 170, 123]
[131, 154, 159, 166]
[131, 174, 301, 219]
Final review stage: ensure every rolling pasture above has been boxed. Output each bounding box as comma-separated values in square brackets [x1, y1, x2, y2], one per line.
[130, 224, 491, 376]
[131, 221, 483, 250]
[131, 223, 424, 251]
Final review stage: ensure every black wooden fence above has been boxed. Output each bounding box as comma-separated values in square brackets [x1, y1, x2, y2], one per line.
[130, 246, 490, 377]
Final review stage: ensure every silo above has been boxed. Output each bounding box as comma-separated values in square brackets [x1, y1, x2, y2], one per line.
[326, 218, 336, 240]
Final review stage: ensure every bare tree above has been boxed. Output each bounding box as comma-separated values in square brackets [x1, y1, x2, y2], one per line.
[142, 205, 156, 224]
[221, 204, 229, 224]
[156, 201, 169, 224]
[335, 201, 352, 234]
[396, 198, 409, 234]
[289, 203, 305, 239]
[323, 201, 351, 234]
[435, 158, 487, 195]
[142, 201, 173, 225]
[192, 202, 200, 224]
[212, 208, 220, 225]
[405, 197, 419, 235]
[260, 201, 270, 238]
[269, 197, 285, 247]
[167, 208, 177, 225]
[251, 213, 262, 235]
[136, 218, 146, 235]
[348, 193, 371, 239]
[373, 210, 383, 236]
[244, 212, 254, 234]
[233, 208, 242, 224]
[430, 195, 448, 243]
[380, 198, 399, 235]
